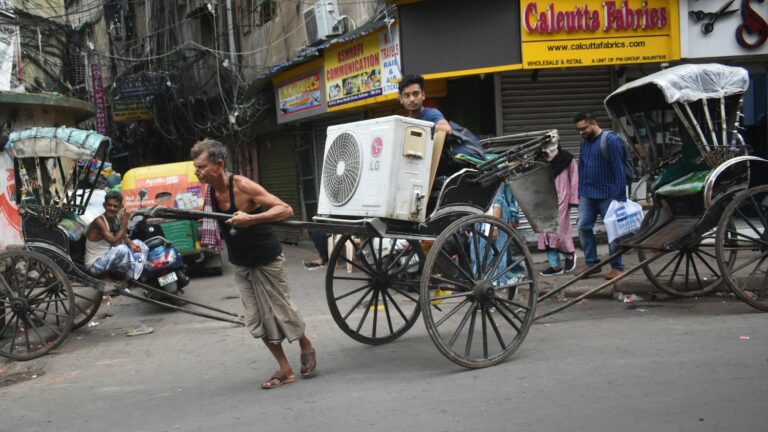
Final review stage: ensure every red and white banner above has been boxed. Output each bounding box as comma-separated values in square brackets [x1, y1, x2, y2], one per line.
[90, 64, 108, 135]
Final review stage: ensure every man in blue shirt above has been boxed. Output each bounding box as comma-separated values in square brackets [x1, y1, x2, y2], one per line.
[398, 74, 452, 134]
[574, 112, 625, 280]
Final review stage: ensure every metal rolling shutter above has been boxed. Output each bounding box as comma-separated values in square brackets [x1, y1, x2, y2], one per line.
[499, 68, 614, 238]
[258, 135, 302, 242]
[499, 68, 613, 156]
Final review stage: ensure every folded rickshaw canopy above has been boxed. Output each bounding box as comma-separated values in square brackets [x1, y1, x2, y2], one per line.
[6, 127, 110, 160]
[605, 63, 750, 115]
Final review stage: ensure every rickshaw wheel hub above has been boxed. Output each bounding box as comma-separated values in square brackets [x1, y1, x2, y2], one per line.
[10, 298, 28, 313]
[473, 281, 495, 300]
[373, 274, 389, 288]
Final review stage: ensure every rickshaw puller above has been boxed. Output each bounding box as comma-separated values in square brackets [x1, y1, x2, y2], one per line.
[191, 139, 317, 390]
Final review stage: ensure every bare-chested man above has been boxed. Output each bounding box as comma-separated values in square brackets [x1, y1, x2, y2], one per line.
[191, 139, 316, 389]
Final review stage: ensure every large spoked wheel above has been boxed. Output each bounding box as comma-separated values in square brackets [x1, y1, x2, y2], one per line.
[71, 284, 103, 330]
[0, 250, 75, 360]
[326, 235, 424, 345]
[638, 228, 735, 297]
[716, 185, 768, 311]
[420, 214, 537, 369]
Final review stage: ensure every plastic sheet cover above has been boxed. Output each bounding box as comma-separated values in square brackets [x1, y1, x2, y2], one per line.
[605, 63, 749, 114]
[6, 127, 109, 160]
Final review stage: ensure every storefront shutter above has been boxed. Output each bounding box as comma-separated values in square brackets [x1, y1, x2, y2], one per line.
[498, 68, 614, 238]
[258, 134, 302, 242]
[499, 67, 614, 156]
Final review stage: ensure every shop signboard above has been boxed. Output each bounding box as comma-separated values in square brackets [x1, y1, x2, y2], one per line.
[277, 72, 322, 116]
[520, 0, 680, 68]
[680, 0, 768, 58]
[117, 73, 165, 98]
[380, 26, 402, 96]
[273, 58, 326, 124]
[324, 24, 401, 111]
[90, 64, 108, 135]
[112, 99, 153, 122]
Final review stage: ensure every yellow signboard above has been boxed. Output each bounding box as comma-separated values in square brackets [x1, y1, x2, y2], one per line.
[112, 99, 153, 122]
[520, 0, 680, 69]
[324, 25, 401, 112]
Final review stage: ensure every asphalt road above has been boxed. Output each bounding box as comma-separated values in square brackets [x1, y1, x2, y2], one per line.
[1, 242, 766, 432]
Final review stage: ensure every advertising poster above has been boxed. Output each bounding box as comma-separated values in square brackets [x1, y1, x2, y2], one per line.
[520, 0, 680, 68]
[680, 0, 768, 58]
[278, 72, 322, 116]
[0, 24, 16, 91]
[324, 25, 402, 110]
[123, 174, 204, 211]
[325, 31, 384, 108]
[0, 152, 22, 250]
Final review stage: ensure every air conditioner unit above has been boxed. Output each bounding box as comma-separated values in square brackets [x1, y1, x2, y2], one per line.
[317, 116, 435, 223]
[303, 0, 342, 45]
[108, 21, 124, 40]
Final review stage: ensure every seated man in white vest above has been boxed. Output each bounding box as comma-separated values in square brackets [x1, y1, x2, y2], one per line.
[84, 191, 148, 279]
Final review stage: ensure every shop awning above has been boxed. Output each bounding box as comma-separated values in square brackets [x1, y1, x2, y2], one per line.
[256, 16, 394, 80]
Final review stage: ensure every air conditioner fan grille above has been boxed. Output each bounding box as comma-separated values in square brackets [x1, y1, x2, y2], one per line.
[322, 132, 362, 206]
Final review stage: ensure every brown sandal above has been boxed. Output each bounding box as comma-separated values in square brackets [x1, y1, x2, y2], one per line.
[262, 370, 295, 389]
[300, 349, 317, 378]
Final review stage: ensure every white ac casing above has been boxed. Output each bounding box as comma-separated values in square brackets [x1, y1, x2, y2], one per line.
[304, 0, 343, 45]
[317, 115, 435, 223]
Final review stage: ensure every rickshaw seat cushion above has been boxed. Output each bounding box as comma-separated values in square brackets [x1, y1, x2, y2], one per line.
[58, 216, 87, 241]
[453, 153, 500, 167]
[655, 170, 711, 197]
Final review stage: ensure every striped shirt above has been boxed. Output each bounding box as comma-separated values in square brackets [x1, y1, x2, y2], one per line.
[578, 130, 627, 201]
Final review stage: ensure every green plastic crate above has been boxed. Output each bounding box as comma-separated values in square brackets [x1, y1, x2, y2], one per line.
[158, 219, 199, 255]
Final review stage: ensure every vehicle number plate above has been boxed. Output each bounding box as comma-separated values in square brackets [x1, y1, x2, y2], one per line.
[158, 272, 178, 286]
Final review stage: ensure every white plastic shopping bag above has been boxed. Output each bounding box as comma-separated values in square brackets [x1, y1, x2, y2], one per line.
[604, 199, 644, 243]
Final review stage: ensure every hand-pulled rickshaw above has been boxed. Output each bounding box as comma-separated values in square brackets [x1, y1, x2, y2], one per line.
[293, 63, 764, 369]
[150, 63, 766, 369]
[0, 128, 243, 361]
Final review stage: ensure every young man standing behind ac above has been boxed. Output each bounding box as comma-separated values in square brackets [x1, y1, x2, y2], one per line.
[399, 74, 452, 135]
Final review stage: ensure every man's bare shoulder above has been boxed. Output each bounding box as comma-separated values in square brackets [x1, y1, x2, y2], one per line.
[233, 174, 267, 194]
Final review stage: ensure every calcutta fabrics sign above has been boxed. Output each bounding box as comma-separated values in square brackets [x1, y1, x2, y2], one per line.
[90, 64, 108, 135]
[520, 0, 680, 68]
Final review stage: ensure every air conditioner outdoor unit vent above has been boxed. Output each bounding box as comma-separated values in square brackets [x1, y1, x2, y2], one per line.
[304, 0, 342, 45]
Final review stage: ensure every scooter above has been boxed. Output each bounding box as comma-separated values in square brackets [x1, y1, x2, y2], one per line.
[128, 189, 190, 303]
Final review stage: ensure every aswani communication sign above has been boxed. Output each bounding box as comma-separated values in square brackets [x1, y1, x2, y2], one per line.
[520, 0, 680, 69]
[323, 25, 401, 111]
